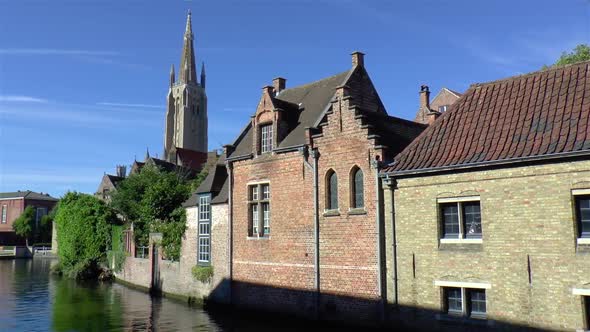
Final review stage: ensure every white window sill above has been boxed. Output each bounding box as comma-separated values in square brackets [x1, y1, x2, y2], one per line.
[440, 238, 483, 244]
[577, 238, 590, 245]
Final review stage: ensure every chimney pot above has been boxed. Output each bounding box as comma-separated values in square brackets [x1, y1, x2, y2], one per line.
[272, 77, 286, 94]
[419, 84, 431, 111]
[351, 51, 365, 67]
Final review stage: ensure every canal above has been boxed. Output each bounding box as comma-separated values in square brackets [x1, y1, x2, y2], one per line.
[0, 258, 370, 332]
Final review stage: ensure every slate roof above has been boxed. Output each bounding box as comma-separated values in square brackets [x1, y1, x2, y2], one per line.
[384, 61, 590, 175]
[106, 174, 124, 187]
[0, 190, 58, 201]
[229, 70, 352, 158]
[183, 153, 228, 207]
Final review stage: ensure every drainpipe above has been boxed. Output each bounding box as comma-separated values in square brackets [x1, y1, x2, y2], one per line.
[371, 159, 385, 321]
[226, 161, 234, 305]
[383, 175, 398, 306]
[300, 145, 320, 318]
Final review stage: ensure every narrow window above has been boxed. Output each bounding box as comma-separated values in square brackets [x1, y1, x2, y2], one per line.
[198, 195, 211, 263]
[36, 207, 47, 224]
[469, 289, 487, 318]
[327, 171, 338, 210]
[260, 124, 273, 153]
[1, 205, 7, 224]
[438, 105, 448, 113]
[576, 195, 590, 238]
[351, 167, 364, 209]
[445, 287, 463, 316]
[440, 200, 482, 240]
[248, 183, 270, 237]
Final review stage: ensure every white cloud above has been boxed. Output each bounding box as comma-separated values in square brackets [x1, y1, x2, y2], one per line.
[0, 95, 48, 103]
[97, 102, 164, 109]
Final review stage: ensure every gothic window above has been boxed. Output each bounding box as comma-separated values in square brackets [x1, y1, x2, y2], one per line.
[350, 167, 364, 209]
[260, 124, 273, 153]
[326, 170, 338, 210]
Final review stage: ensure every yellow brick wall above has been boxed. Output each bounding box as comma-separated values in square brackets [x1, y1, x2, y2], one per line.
[384, 160, 590, 331]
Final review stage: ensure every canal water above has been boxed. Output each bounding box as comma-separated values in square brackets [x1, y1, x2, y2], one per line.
[0, 258, 370, 332]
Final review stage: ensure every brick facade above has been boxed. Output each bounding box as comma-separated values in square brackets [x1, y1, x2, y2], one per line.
[0, 193, 58, 245]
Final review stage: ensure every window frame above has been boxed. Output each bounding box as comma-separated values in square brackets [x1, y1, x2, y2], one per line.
[35, 207, 48, 224]
[248, 182, 270, 238]
[438, 196, 482, 244]
[260, 123, 273, 154]
[350, 166, 364, 209]
[1, 205, 7, 224]
[438, 105, 448, 113]
[438, 282, 489, 320]
[573, 191, 590, 242]
[326, 170, 338, 211]
[198, 194, 211, 264]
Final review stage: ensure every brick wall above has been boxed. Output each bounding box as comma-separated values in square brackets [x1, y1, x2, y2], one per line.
[384, 160, 590, 331]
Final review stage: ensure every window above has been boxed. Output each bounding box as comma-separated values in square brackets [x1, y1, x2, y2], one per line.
[135, 246, 149, 259]
[35, 207, 47, 224]
[443, 287, 487, 319]
[249, 183, 270, 237]
[439, 198, 482, 241]
[575, 195, 590, 238]
[438, 105, 448, 113]
[326, 170, 338, 210]
[584, 296, 590, 330]
[1, 205, 6, 224]
[198, 195, 211, 263]
[351, 167, 364, 209]
[260, 124, 273, 153]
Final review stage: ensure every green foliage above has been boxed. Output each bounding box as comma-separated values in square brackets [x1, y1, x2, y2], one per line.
[191, 265, 214, 283]
[54, 192, 116, 279]
[13, 206, 35, 245]
[106, 225, 126, 272]
[110, 164, 191, 259]
[546, 44, 590, 68]
[191, 168, 209, 191]
[39, 205, 58, 243]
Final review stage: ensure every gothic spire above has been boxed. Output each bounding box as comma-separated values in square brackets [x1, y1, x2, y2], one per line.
[200, 61, 206, 89]
[179, 9, 197, 84]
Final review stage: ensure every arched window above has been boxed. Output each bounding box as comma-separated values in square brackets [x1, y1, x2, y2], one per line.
[326, 170, 338, 210]
[351, 167, 364, 208]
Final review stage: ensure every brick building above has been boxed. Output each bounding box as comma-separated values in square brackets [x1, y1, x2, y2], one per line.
[0, 191, 58, 245]
[223, 52, 425, 321]
[381, 61, 590, 331]
[414, 86, 462, 125]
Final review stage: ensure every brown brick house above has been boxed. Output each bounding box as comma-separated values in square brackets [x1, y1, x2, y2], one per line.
[414, 86, 462, 125]
[224, 52, 425, 321]
[381, 61, 590, 331]
[0, 191, 58, 245]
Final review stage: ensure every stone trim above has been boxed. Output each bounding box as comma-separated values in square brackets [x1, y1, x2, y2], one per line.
[572, 189, 590, 195]
[572, 288, 590, 296]
[578, 238, 590, 245]
[437, 196, 481, 203]
[434, 280, 491, 289]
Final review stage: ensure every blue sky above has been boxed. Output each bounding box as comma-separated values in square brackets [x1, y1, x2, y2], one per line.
[0, 0, 588, 197]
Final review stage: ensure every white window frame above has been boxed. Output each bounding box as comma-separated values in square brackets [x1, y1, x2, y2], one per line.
[436, 281, 490, 320]
[438, 196, 482, 244]
[260, 124, 273, 153]
[572, 189, 590, 245]
[198, 195, 211, 264]
[1, 205, 6, 224]
[248, 182, 270, 238]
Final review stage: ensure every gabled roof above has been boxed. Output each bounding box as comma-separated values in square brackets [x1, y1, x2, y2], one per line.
[183, 153, 228, 207]
[105, 174, 124, 187]
[175, 147, 208, 170]
[384, 60, 590, 175]
[0, 190, 58, 201]
[228, 70, 352, 158]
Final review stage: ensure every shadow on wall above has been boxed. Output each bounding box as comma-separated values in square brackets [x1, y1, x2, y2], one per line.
[203, 279, 555, 332]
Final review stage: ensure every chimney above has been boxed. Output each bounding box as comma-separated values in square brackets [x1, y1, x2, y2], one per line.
[419, 85, 430, 110]
[351, 51, 365, 67]
[426, 111, 441, 125]
[272, 77, 286, 94]
[116, 165, 127, 178]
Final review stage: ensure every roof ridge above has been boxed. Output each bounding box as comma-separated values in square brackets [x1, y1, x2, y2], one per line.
[471, 60, 590, 88]
[277, 70, 351, 95]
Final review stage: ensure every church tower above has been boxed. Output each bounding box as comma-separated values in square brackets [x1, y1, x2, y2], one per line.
[164, 10, 208, 163]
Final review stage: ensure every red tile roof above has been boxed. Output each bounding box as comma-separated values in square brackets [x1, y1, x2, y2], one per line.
[384, 61, 590, 175]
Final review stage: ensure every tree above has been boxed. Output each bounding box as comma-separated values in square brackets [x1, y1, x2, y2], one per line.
[549, 44, 590, 67]
[110, 164, 192, 260]
[54, 192, 117, 279]
[13, 206, 35, 246]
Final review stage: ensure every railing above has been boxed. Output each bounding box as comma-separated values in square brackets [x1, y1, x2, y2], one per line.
[135, 246, 149, 259]
[0, 246, 16, 256]
[33, 246, 52, 256]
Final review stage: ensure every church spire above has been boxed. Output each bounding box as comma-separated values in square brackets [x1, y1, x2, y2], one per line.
[200, 61, 206, 89]
[179, 9, 197, 84]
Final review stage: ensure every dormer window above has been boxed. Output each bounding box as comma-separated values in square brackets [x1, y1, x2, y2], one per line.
[260, 124, 273, 153]
[438, 105, 448, 113]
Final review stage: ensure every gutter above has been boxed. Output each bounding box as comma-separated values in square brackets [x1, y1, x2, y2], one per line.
[300, 145, 321, 318]
[382, 150, 590, 178]
[383, 174, 398, 307]
[226, 161, 234, 304]
[372, 159, 385, 320]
